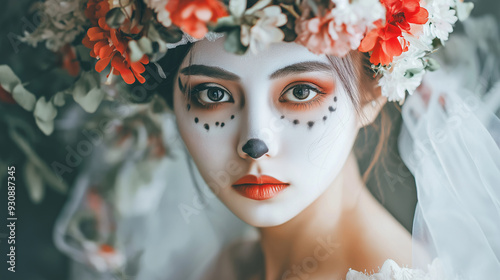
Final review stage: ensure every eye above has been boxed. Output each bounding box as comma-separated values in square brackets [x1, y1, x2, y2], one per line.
[280, 84, 323, 103]
[192, 84, 233, 105]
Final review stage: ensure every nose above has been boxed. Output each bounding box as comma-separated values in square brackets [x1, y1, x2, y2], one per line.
[242, 138, 269, 159]
[236, 82, 279, 160]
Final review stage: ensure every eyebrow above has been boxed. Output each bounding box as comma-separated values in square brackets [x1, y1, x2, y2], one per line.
[269, 61, 333, 79]
[180, 65, 240, 81]
[179, 61, 333, 81]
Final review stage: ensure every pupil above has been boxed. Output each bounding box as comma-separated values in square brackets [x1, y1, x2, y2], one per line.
[207, 88, 223, 101]
[293, 87, 310, 100]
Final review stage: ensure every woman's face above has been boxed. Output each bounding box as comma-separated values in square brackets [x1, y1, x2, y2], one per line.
[173, 38, 360, 227]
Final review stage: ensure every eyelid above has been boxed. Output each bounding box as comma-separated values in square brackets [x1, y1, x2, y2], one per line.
[190, 82, 232, 94]
[189, 82, 235, 107]
[282, 82, 326, 94]
[279, 83, 326, 101]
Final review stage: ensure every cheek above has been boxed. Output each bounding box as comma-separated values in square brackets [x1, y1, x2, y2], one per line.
[175, 93, 242, 188]
[277, 94, 339, 129]
[174, 88, 238, 132]
[280, 92, 358, 191]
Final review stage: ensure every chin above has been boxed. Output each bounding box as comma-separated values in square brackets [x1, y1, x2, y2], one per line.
[218, 188, 318, 228]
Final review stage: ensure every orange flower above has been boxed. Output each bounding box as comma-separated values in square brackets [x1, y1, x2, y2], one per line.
[165, 0, 228, 39]
[0, 85, 16, 104]
[85, 0, 110, 26]
[82, 14, 149, 84]
[359, 0, 428, 65]
[60, 44, 80, 77]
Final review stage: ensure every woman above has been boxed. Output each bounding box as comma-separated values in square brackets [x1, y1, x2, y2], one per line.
[13, 0, 494, 279]
[160, 38, 411, 279]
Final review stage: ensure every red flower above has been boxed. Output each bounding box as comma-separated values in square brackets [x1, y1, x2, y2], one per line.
[359, 0, 428, 65]
[165, 0, 228, 39]
[60, 44, 80, 77]
[85, 0, 110, 26]
[82, 8, 149, 84]
[0, 85, 16, 104]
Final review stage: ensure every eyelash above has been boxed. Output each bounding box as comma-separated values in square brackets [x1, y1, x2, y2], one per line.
[279, 83, 327, 109]
[188, 83, 233, 109]
[185, 82, 328, 110]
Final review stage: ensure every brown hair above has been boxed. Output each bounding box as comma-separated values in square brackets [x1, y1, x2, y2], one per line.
[325, 51, 398, 183]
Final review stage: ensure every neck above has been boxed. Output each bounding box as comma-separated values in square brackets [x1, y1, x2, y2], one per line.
[257, 151, 367, 280]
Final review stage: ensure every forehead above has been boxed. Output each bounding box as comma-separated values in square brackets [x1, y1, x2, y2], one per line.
[186, 37, 331, 76]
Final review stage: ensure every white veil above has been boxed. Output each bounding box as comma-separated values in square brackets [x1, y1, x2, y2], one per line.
[398, 15, 500, 279]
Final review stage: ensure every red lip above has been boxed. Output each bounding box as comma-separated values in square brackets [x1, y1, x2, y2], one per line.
[232, 175, 289, 200]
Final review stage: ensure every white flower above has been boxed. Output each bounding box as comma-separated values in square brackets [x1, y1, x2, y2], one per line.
[402, 32, 433, 55]
[379, 47, 427, 105]
[346, 268, 370, 280]
[144, 0, 172, 27]
[327, 0, 385, 56]
[241, 6, 287, 54]
[21, 0, 87, 52]
[347, 259, 429, 280]
[423, 0, 458, 44]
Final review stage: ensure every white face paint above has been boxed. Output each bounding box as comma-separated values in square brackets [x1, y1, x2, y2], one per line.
[173, 38, 360, 227]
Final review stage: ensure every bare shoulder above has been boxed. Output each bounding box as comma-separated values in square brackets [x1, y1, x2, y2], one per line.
[202, 239, 263, 280]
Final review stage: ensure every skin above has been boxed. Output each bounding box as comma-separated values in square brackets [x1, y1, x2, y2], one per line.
[173, 38, 411, 279]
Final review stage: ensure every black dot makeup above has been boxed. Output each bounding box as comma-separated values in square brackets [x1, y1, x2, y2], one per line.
[278, 93, 338, 129]
[221, 122, 225, 127]
[204, 123, 209, 131]
[187, 104, 191, 111]
[194, 117, 199, 123]
[216, 122, 220, 126]
[231, 115, 235, 119]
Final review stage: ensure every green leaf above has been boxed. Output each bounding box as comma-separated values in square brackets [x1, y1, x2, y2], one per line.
[34, 96, 57, 122]
[128, 40, 145, 62]
[33, 96, 57, 135]
[425, 58, 440, 72]
[12, 84, 36, 111]
[25, 161, 45, 204]
[72, 71, 104, 113]
[74, 87, 106, 113]
[106, 8, 127, 29]
[404, 68, 424, 78]
[0, 65, 37, 111]
[224, 28, 248, 55]
[52, 91, 66, 107]
[214, 16, 240, 32]
[155, 24, 184, 44]
[35, 118, 54, 135]
[138, 37, 153, 55]
[9, 128, 67, 193]
[0, 64, 21, 93]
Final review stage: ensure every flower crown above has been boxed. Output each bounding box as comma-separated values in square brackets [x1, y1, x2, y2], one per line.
[1, 0, 473, 135]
